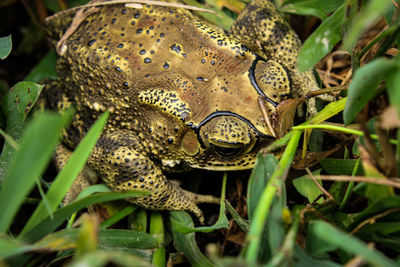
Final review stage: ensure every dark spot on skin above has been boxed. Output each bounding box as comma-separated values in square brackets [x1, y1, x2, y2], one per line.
[139, 49, 146, 55]
[201, 59, 206, 63]
[167, 138, 174, 144]
[122, 9, 127, 14]
[87, 39, 96, 46]
[112, 18, 117, 24]
[160, 33, 165, 37]
[136, 28, 143, 34]
[123, 82, 129, 87]
[117, 43, 124, 48]
[170, 44, 181, 53]
[196, 77, 204, 82]
[131, 21, 136, 26]
[144, 58, 152, 63]
[115, 67, 123, 72]
[163, 62, 170, 69]
[134, 13, 140, 19]
[211, 60, 215, 65]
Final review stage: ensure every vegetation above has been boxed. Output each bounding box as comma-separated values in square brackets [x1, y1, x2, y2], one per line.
[0, 0, 399, 266]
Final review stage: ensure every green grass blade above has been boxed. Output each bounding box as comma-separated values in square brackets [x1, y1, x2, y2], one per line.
[98, 229, 157, 250]
[68, 250, 153, 267]
[20, 112, 109, 236]
[225, 200, 249, 233]
[131, 209, 148, 232]
[386, 61, 400, 117]
[68, 184, 112, 229]
[0, 111, 69, 233]
[244, 130, 302, 263]
[281, 0, 344, 19]
[150, 212, 166, 267]
[20, 191, 148, 243]
[247, 154, 278, 221]
[170, 172, 228, 234]
[343, 58, 397, 125]
[100, 206, 137, 229]
[306, 97, 346, 125]
[170, 211, 214, 267]
[0, 235, 35, 259]
[343, 0, 393, 51]
[312, 221, 396, 267]
[297, 4, 345, 72]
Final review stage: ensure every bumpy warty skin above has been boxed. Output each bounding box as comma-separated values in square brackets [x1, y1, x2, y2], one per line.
[43, 0, 319, 222]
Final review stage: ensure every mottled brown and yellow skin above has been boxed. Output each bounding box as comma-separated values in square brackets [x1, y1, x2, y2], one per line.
[44, 0, 318, 222]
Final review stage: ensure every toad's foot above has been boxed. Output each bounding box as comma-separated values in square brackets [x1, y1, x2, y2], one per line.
[88, 132, 220, 224]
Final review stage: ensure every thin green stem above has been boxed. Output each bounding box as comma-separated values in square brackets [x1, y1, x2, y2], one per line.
[339, 158, 360, 210]
[0, 128, 19, 150]
[244, 130, 302, 263]
[293, 124, 398, 145]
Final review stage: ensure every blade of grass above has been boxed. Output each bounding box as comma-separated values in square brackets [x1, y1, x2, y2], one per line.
[170, 211, 214, 267]
[0, 111, 69, 233]
[312, 220, 396, 266]
[19, 190, 149, 243]
[244, 130, 302, 263]
[343, 0, 393, 51]
[307, 97, 346, 125]
[150, 212, 165, 267]
[266, 216, 299, 266]
[339, 158, 360, 210]
[297, 4, 345, 72]
[68, 250, 153, 267]
[0, 235, 35, 259]
[100, 206, 137, 229]
[68, 184, 112, 229]
[343, 58, 397, 125]
[292, 124, 398, 145]
[170, 172, 228, 233]
[20, 112, 109, 236]
[247, 153, 278, 221]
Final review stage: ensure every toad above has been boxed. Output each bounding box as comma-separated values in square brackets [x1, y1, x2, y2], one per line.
[44, 0, 321, 222]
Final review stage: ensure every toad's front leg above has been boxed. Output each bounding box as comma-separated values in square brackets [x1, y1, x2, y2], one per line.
[88, 131, 219, 224]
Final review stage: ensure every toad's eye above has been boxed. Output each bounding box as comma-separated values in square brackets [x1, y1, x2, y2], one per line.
[209, 143, 245, 158]
[251, 59, 291, 105]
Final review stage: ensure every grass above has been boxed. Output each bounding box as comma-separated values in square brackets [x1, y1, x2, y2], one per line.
[1, 0, 400, 266]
